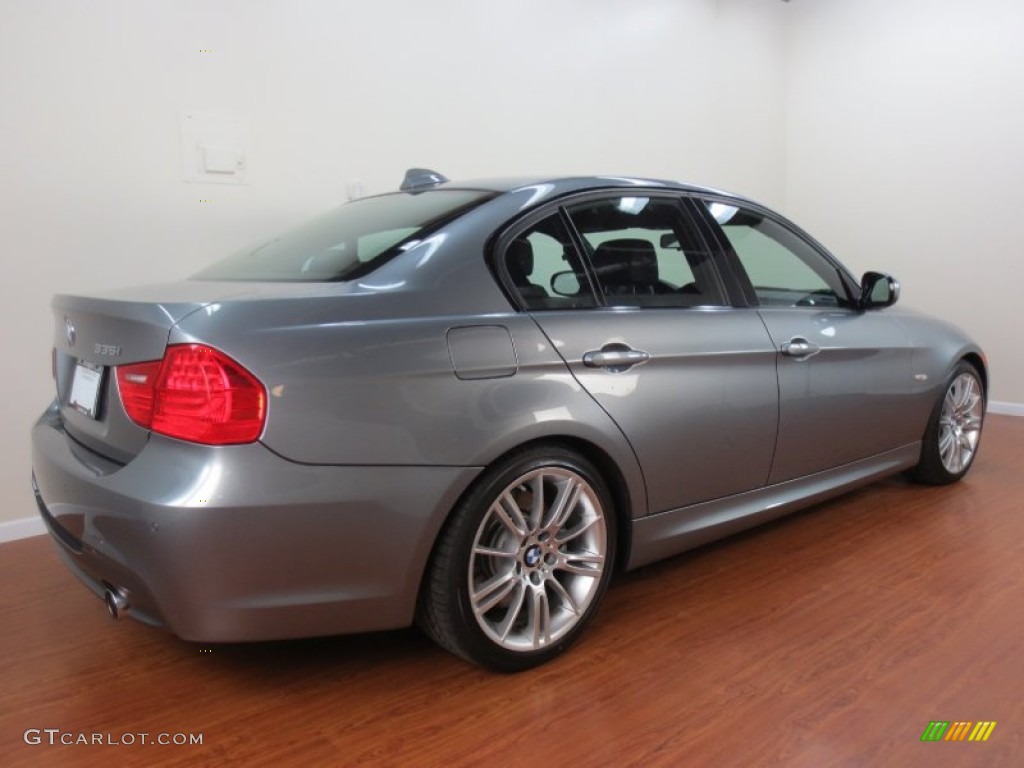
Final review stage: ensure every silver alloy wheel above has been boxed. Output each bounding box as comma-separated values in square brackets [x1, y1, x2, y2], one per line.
[938, 372, 984, 474]
[468, 467, 607, 652]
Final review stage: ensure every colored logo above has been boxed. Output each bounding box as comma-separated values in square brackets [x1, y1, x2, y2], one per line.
[921, 721, 996, 742]
[524, 546, 542, 567]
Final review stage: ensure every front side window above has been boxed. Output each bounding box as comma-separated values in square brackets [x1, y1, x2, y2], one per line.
[705, 201, 853, 308]
[565, 197, 725, 308]
[195, 190, 495, 282]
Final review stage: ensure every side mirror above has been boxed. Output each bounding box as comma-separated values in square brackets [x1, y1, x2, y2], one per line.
[859, 271, 900, 309]
[551, 271, 583, 297]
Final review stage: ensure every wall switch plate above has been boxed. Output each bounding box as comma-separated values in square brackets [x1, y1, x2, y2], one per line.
[201, 145, 244, 174]
[181, 112, 249, 185]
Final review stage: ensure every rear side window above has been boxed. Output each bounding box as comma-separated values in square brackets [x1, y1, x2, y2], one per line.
[195, 190, 495, 282]
[565, 197, 725, 308]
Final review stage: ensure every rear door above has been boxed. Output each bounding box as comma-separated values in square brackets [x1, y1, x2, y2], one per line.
[499, 193, 779, 516]
[696, 198, 917, 483]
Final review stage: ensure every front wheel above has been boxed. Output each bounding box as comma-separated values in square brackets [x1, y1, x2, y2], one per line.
[418, 446, 616, 672]
[911, 361, 985, 485]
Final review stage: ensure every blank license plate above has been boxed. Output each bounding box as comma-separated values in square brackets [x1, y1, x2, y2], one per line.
[69, 361, 104, 418]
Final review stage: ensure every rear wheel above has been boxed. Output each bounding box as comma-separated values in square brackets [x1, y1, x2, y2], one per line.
[911, 361, 985, 485]
[418, 446, 615, 672]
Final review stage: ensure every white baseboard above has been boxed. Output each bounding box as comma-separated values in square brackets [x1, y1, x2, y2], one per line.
[989, 401, 1024, 417]
[0, 516, 46, 544]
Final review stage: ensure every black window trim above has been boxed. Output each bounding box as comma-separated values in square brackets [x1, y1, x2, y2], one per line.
[679, 195, 753, 308]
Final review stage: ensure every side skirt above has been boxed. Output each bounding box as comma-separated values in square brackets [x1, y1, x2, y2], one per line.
[627, 442, 921, 569]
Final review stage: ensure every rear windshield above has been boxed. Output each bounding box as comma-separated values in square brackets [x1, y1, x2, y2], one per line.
[194, 189, 495, 282]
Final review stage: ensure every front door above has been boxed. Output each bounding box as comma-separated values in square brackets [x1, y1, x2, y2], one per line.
[698, 199, 916, 483]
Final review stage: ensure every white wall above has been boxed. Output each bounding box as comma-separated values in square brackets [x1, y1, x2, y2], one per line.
[0, 0, 788, 526]
[785, 0, 1024, 407]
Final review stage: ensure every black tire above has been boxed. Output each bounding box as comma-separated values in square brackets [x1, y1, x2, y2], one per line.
[910, 361, 985, 485]
[417, 446, 616, 672]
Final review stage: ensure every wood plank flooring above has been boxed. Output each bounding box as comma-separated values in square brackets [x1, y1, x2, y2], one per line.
[2, 416, 1022, 767]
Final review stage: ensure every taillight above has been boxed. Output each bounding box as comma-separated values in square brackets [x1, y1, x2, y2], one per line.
[116, 345, 266, 445]
[117, 360, 162, 427]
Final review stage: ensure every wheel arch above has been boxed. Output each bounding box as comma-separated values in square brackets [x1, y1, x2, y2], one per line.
[526, 435, 634, 574]
[961, 351, 988, 400]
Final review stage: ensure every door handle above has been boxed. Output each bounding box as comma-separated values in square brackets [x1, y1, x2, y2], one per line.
[780, 337, 820, 359]
[582, 344, 650, 372]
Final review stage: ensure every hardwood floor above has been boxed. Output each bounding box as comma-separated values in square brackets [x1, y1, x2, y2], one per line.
[2, 416, 1022, 767]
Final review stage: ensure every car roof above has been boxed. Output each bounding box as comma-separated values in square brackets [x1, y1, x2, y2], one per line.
[433, 175, 742, 200]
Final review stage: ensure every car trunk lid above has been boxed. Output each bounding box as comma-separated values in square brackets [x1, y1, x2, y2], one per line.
[51, 285, 223, 462]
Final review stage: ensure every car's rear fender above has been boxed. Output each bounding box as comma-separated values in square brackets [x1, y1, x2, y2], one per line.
[171, 304, 645, 490]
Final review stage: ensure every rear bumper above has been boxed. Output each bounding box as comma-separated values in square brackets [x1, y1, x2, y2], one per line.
[31, 403, 480, 642]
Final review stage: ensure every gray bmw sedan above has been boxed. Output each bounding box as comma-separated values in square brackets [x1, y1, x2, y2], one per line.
[31, 170, 986, 671]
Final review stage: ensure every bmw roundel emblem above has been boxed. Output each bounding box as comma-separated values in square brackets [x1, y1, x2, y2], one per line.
[64, 317, 76, 347]
[525, 546, 542, 567]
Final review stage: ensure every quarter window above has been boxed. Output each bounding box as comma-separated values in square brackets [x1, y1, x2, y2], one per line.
[503, 214, 597, 310]
[705, 201, 852, 308]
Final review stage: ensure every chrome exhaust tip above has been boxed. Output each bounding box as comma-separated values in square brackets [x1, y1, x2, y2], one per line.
[104, 587, 129, 619]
